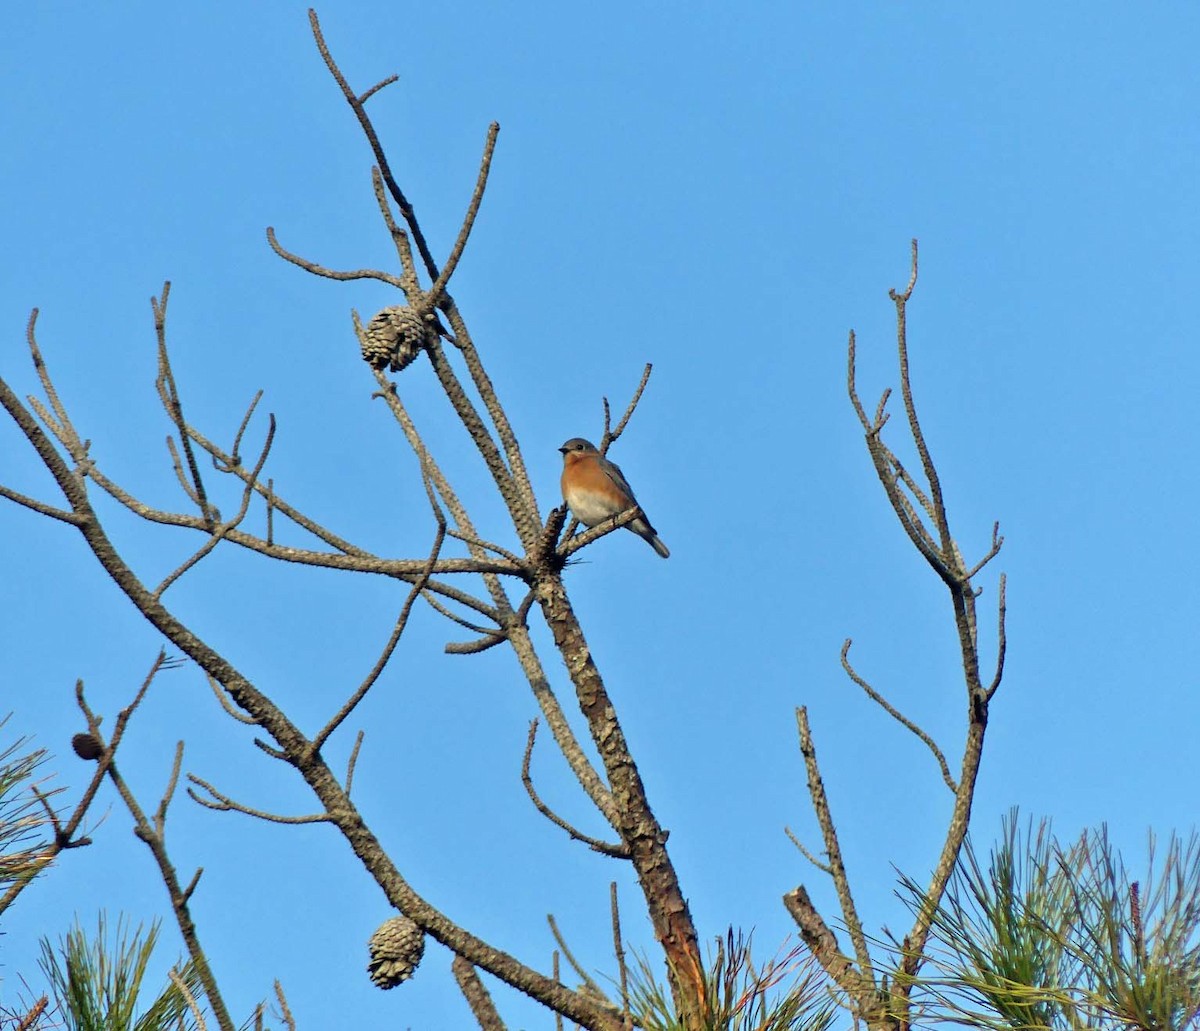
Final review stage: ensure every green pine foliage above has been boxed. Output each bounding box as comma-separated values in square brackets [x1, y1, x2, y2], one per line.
[627, 929, 837, 1031]
[901, 812, 1200, 1031]
[39, 914, 204, 1031]
[0, 717, 51, 904]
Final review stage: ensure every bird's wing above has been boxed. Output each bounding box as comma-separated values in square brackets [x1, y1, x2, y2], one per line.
[599, 455, 638, 505]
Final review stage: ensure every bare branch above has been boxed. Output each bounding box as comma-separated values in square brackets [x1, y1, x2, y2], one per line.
[358, 73, 398, 105]
[841, 640, 956, 793]
[557, 505, 647, 561]
[785, 826, 834, 875]
[370, 166, 420, 292]
[445, 633, 507, 656]
[266, 226, 406, 288]
[610, 883, 632, 1031]
[223, 390, 263, 471]
[599, 364, 653, 453]
[154, 415, 278, 600]
[794, 707, 874, 985]
[422, 590, 501, 635]
[154, 741, 186, 834]
[313, 524, 443, 751]
[427, 122, 500, 310]
[506, 624, 619, 829]
[82, 676, 238, 1031]
[553, 953, 564, 1031]
[453, 955, 507, 1031]
[204, 672, 258, 725]
[187, 774, 333, 825]
[0, 655, 171, 914]
[344, 730, 364, 797]
[27, 309, 78, 444]
[547, 914, 606, 1000]
[153, 283, 214, 525]
[783, 886, 871, 1011]
[521, 722, 629, 858]
[446, 527, 525, 568]
[0, 483, 85, 525]
[963, 522, 1005, 582]
[307, 9, 441, 281]
[181, 866, 203, 905]
[987, 573, 1008, 700]
[166, 434, 205, 509]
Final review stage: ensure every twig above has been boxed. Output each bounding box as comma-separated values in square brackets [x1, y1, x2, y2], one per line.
[426, 122, 500, 310]
[358, 73, 398, 105]
[312, 524, 444, 751]
[521, 722, 629, 858]
[553, 952, 564, 1031]
[27, 309, 78, 445]
[167, 435, 204, 509]
[0, 483, 85, 525]
[187, 775, 333, 825]
[204, 672, 258, 725]
[308, 9, 440, 281]
[446, 527, 525, 568]
[794, 707, 874, 985]
[155, 742, 186, 834]
[599, 364, 653, 453]
[445, 633, 508, 656]
[547, 914, 605, 1000]
[154, 415, 278, 599]
[224, 390, 263, 470]
[840, 640, 956, 793]
[784, 827, 834, 875]
[153, 284, 214, 525]
[266, 226, 406, 288]
[986, 574, 1007, 700]
[610, 883, 632, 1030]
[345, 730, 364, 797]
[370, 166, 420, 294]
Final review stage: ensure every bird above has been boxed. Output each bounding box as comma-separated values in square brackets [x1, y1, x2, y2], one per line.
[559, 437, 670, 558]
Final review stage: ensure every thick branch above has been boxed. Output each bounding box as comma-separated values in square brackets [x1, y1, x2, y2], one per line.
[534, 574, 705, 1022]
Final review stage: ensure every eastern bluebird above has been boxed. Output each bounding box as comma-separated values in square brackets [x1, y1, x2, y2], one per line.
[559, 438, 670, 558]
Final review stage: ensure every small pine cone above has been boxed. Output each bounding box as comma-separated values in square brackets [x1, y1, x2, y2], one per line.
[367, 916, 425, 989]
[71, 732, 104, 760]
[361, 306, 430, 372]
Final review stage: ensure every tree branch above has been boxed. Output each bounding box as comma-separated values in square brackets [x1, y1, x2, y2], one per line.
[521, 721, 629, 858]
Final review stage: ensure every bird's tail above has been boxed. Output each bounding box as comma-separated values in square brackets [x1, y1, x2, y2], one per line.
[648, 534, 670, 559]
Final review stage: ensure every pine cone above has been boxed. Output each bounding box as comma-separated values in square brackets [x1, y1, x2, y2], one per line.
[71, 732, 104, 760]
[367, 916, 425, 989]
[361, 306, 431, 372]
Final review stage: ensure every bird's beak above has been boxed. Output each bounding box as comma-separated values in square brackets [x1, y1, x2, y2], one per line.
[557, 447, 568, 454]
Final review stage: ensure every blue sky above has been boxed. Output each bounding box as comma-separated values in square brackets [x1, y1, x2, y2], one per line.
[2, 3, 1198, 1028]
